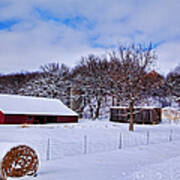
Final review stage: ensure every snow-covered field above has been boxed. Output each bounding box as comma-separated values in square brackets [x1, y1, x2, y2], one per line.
[1, 118, 180, 180]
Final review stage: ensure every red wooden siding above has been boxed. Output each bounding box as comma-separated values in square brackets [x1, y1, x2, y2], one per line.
[0, 114, 78, 124]
[4, 115, 33, 124]
[0, 111, 4, 124]
[57, 116, 78, 123]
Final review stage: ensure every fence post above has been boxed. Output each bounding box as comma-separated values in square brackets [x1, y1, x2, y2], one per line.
[169, 129, 173, 142]
[84, 135, 87, 154]
[118, 133, 122, 149]
[46, 138, 50, 161]
[146, 131, 150, 145]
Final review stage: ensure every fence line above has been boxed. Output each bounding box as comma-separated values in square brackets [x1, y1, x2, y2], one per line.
[43, 129, 179, 161]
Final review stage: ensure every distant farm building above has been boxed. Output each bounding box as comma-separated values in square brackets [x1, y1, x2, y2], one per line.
[110, 106, 161, 124]
[145, 70, 163, 80]
[0, 94, 78, 124]
[176, 97, 180, 107]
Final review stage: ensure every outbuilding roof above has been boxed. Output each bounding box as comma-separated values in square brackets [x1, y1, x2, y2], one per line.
[0, 94, 78, 116]
[110, 106, 160, 109]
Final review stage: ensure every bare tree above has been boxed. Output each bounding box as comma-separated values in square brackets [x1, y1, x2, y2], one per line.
[110, 44, 158, 131]
[148, 72, 171, 107]
[19, 63, 72, 106]
[0, 72, 39, 94]
[40, 63, 69, 77]
[166, 64, 180, 101]
[72, 55, 111, 119]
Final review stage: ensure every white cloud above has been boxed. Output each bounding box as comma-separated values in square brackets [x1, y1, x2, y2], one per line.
[0, 0, 179, 74]
[156, 42, 180, 75]
[0, 18, 104, 73]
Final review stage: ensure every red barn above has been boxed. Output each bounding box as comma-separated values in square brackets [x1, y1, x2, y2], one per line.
[0, 94, 78, 124]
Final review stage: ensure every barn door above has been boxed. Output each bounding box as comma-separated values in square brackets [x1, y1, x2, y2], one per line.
[34, 116, 46, 124]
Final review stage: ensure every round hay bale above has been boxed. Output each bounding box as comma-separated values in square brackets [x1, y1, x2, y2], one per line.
[1, 145, 39, 179]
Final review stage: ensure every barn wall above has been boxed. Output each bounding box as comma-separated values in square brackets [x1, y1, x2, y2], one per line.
[32, 115, 78, 123]
[110, 107, 161, 124]
[4, 115, 33, 124]
[2, 114, 78, 124]
[0, 111, 5, 124]
[178, 100, 180, 107]
[57, 116, 78, 123]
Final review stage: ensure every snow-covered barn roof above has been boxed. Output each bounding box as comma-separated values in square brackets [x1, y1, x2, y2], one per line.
[0, 94, 78, 116]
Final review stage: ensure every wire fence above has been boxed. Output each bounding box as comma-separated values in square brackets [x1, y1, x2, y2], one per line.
[35, 129, 180, 161]
[1, 126, 180, 162]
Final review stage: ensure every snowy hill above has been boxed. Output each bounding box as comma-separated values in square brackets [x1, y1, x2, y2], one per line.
[1, 120, 180, 180]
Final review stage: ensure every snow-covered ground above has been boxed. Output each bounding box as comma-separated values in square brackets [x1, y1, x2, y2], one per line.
[1, 118, 180, 180]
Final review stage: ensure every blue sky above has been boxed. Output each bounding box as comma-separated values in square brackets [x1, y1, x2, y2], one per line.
[0, 0, 179, 74]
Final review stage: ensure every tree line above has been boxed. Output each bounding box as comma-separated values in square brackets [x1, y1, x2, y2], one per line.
[0, 44, 179, 130]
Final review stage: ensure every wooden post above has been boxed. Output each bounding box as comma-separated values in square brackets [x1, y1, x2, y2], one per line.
[46, 138, 50, 161]
[70, 86, 73, 110]
[84, 135, 87, 154]
[118, 133, 122, 149]
[129, 102, 134, 131]
[112, 96, 115, 106]
[146, 131, 150, 145]
[169, 129, 173, 142]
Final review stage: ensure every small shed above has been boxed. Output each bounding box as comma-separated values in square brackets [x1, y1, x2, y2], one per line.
[110, 106, 161, 124]
[0, 94, 78, 124]
[176, 97, 180, 107]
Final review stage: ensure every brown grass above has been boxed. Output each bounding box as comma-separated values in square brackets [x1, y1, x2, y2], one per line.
[21, 124, 29, 128]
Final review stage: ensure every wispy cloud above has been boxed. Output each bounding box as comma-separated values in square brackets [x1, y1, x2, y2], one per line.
[35, 8, 95, 30]
[35, 8, 60, 22]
